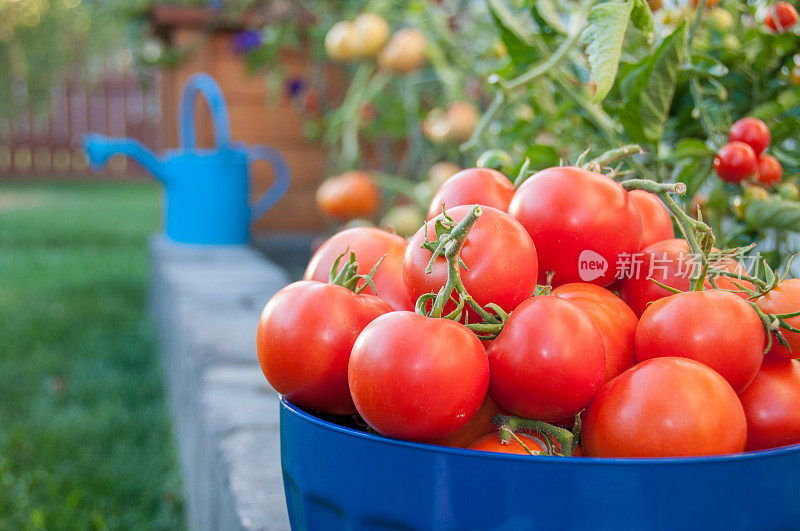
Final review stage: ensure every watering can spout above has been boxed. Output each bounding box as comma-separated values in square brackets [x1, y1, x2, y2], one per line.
[84, 133, 165, 181]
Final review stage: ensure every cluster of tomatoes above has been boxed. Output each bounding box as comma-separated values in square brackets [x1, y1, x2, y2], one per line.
[714, 117, 784, 187]
[324, 13, 426, 74]
[258, 163, 800, 458]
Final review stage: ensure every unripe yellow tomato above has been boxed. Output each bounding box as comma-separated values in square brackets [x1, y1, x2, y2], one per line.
[445, 101, 479, 144]
[354, 13, 390, 57]
[378, 28, 427, 73]
[428, 161, 461, 190]
[707, 8, 734, 31]
[381, 204, 425, 238]
[422, 108, 451, 145]
[325, 21, 360, 62]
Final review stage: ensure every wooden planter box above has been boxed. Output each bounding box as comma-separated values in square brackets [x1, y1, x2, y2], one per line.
[150, 4, 330, 233]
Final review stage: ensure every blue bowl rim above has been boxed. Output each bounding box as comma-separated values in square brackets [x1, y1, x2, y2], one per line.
[280, 396, 800, 465]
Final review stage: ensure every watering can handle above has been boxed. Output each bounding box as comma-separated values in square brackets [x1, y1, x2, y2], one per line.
[179, 73, 232, 150]
[249, 146, 291, 220]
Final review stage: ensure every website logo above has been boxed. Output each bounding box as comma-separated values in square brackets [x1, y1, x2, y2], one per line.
[578, 250, 608, 282]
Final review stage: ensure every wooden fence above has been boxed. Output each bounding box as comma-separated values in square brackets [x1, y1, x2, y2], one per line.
[0, 58, 162, 179]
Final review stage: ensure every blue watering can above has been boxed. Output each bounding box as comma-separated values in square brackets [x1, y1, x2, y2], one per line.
[84, 73, 290, 245]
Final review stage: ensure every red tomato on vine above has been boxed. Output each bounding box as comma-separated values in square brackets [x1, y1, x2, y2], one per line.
[427, 168, 515, 219]
[629, 190, 674, 249]
[756, 279, 800, 359]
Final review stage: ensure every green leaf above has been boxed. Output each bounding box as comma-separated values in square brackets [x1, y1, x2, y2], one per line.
[488, 0, 539, 65]
[532, 0, 567, 35]
[680, 54, 729, 79]
[669, 138, 714, 160]
[522, 144, 561, 170]
[618, 22, 687, 143]
[631, 0, 655, 33]
[745, 197, 800, 233]
[581, 0, 635, 102]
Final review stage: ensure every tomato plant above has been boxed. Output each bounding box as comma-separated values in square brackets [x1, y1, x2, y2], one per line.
[305, 226, 413, 311]
[487, 295, 605, 425]
[582, 357, 747, 458]
[257, 280, 392, 415]
[348, 311, 489, 441]
[739, 356, 800, 451]
[508, 166, 642, 287]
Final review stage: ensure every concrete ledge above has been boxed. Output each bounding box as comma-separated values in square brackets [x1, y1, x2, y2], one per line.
[149, 236, 291, 530]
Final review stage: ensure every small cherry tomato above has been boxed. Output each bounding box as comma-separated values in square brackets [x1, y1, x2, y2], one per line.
[765, 1, 799, 32]
[690, 0, 720, 8]
[257, 281, 392, 414]
[487, 295, 605, 425]
[756, 279, 800, 359]
[552, 283, 638, 384]
[378, 28, 426, 73]
[629, 190, 675, 249]
[404, 205, 539, 319]
[582, 357, 747, 457]
[467, 431, 548, 455]
[739, 357, 800, 451]
[353, 13, 390, 57]
[729, 117, 771, 155]
[304, 227, 414, 311]
[757, 154, 783, 186]
[324, 21, 360, 62]
[635, 289, 764, 393]
[445, 101, 479, 143]
[348, 311, 489, 441]
[714, 142, 758, 183]
[427, 168, 515, 219]
[508, 166, 643, 287]
[778, 182, 800, 201]
[428, 161, 461, 190]
[316, 170, 381, 220]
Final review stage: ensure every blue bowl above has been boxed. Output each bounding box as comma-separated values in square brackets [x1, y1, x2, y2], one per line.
[280, 397, 800, 530]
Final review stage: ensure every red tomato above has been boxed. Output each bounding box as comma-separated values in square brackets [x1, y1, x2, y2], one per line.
[487, 295, 605, 425]
[348, 311, 489, 441]
[257, 281, 392, 414]
[304, 227, 414, 311]
[467, 431, 547, 455]
[552, 283, 638, 384]
[714, 142, 758, 183]
[629, 190, 674, 249]
[729, 117, 771, 155]
[635, 289, 764, 392]
[756, 279, 800, 359]
[433, 393, 504, 448]
[404, 205, 538, 318]
[765, 2, 799, 32]
[617, 238, 748, 315]
[508, 166, 642, 287]
[316, 170, 380, 220]
[739, 357, 800, 451]
[582, 357, 747, 457]
[427, 168, 515, 219]
[757, 154, 783, 186]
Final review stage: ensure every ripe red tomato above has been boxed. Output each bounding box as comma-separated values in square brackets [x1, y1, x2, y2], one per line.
[582, 357, 747, 457]
[765, 1, 799, 32]
[552, 283, 638, 384]
[467, 431, 547, 455]
[433, 393, 504, 448]
[730, 117, 771, 155]
[316, 170, 380, 220]
[757, 154, 783, 186]
[304, 227, 414, 311]
[348, 311, 489, 441]
[404, 205, 538, 318]
[714, 142, 758, 183]
[635, 289, 764, 392]
[508, 166, 642, 287]
[739, 357, 800, 451]
[756, 279, 800, 359]
[617, 238, 748, 315]
[487, 295, 605, 425]
[427, 168, 514, 219]
[257, 281, 392, 414]
[628, 190, 674, 249]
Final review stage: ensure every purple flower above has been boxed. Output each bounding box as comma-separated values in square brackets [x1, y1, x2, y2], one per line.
[232, 30, 263, 54]
[286, 77, 306, 99]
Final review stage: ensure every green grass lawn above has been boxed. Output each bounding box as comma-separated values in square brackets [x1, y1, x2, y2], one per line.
[0, 182, 185, 530]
